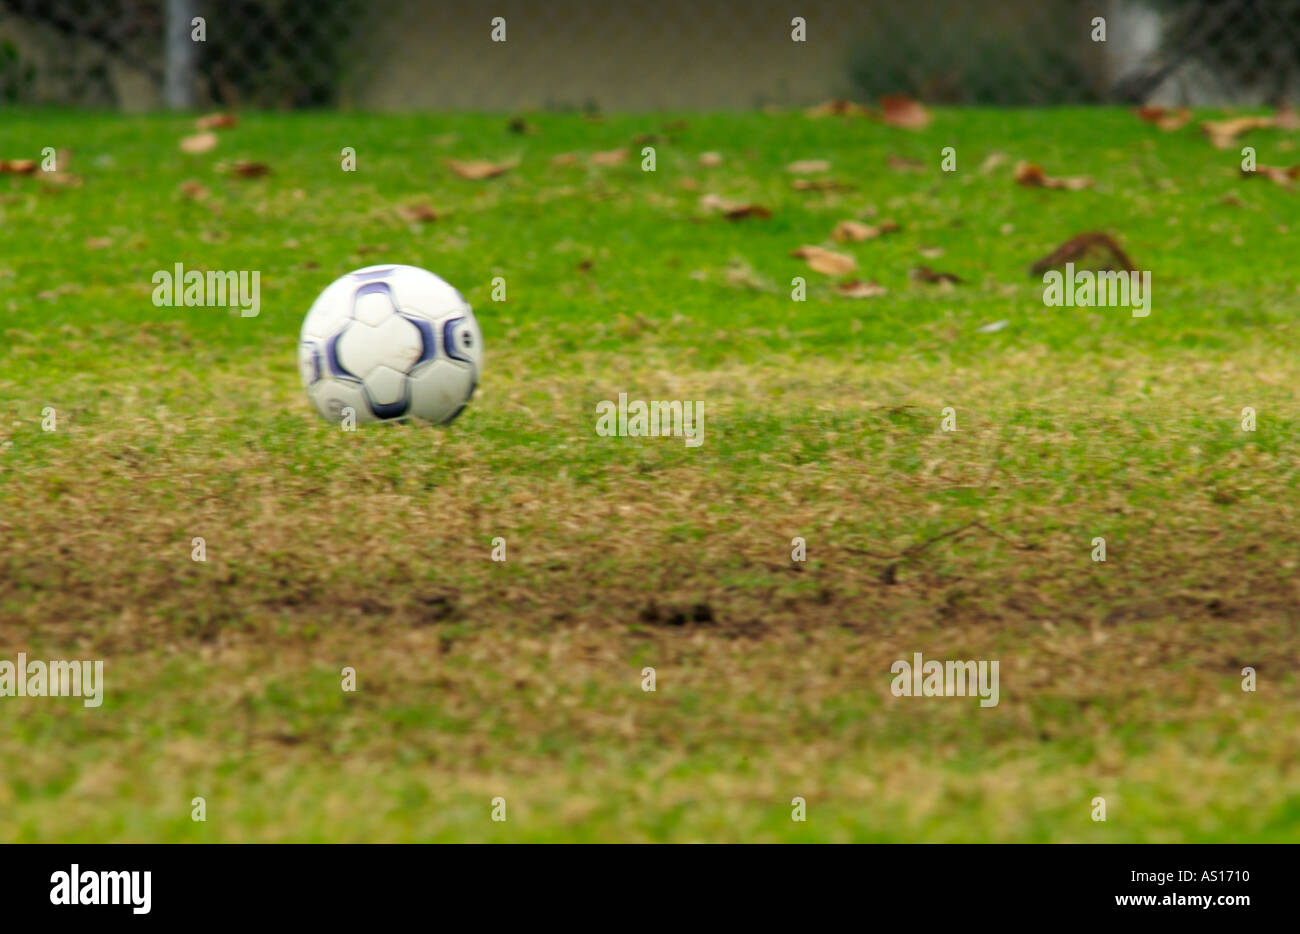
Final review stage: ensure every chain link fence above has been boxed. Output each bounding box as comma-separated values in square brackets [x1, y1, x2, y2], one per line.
[2, 0, 1299, 110]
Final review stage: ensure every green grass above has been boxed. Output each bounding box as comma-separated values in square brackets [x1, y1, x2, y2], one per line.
[1, 107, 1299, 842]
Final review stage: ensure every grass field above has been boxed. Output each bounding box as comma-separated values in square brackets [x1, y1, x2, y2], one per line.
[1, 108, 1298, 842]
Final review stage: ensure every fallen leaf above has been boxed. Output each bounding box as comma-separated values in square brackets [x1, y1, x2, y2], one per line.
[976, 319, 1010, 333]
[1201, 115, 1276, 149]
[919, 246, 945, 259]
[833, 220, 875, 242]
[0, 159, 38, 174]
[791, 245, 857, 276]
[726, 260, 772, 292]
[179, 132, 218, 154]
[1244, 164, 1300, 188]
[196, 113, 239, 130]
[698, 152, 723, 167]
[1274, 105, 1300, 131]
[84, 236, 113, 249]
[979, 151, 1008, 174]
[231, 161, 270, 178]
[507, 116, 538, 134]
[805, 99, 868, 117]
[551, 152, 579, 166]
[912, 265, 963, 285]
[179, 179, 210, 201]
[699, 194, 771, 220]
[832, 219, 899, 242]
[1135, 106, 1191, 131]
[1013, 160, 1093, 190]
[396, 201, 440, 222]
[589, 149, 628, 166]
[879, 95, 932, 129]
[887, 154, 924, 172]
[1029, 232, 1136, 276]
[40, 172, 81, 188]
[792, 178, 855, 192]
[446, 157, 516, 179]
[787, 159, 830, 173]
[836, 279, 887, 298]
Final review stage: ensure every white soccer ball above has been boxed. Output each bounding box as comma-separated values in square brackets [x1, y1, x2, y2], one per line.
[299, 264, 482, 425]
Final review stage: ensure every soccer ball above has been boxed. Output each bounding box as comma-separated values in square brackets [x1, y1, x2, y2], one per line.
[299, 264, 482, 425]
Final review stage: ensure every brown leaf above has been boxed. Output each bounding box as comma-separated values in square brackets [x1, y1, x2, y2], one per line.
[84, 236, 113, 250]
[1029, 232, 1136, 276]
[911, 265, 963, 285]
[698, 152, 723, 167]
[792, 178, 855, 192]
[725, 261, 771, 291]
[887, 154, 924, 172]
[551, 152, 579, 166]
[1274, 105, 1300, 131]
[231, 161, 270, 178]
[507, 116, 538, 135]
[791, 245, 857, 276]
[179, 132, 218, 154]
[0, 159, 37, 174]
[879, 95, 932, 129]
[722, 204, 770, 220]
[699, 194, 770, 220]
[836, 279, 887, 298]
[589, 149, 628, 166]
[195, 113, 239, 130]
[832, 219, 899, 242]
[1135, 106, 1191, 131]
[833, 220, 875, 242]
[40, 172, 81, 188]
[396, 201, 440, 222]
[1244, 164, 1300, 189]
[179, 179, 210, 201]
[1013, 160, 1093, 190]
[805, 99, 868, 118]
[786, 159, 830, 173]
[1201, 115, 1276, 149]
[446, 157, 516, 179]
[979, 151, 1008, 174]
